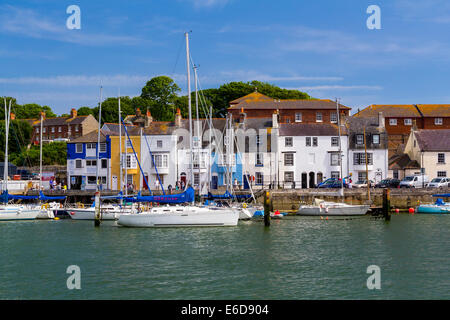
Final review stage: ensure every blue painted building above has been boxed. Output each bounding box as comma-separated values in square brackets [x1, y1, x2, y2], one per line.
[67, 130, 111, 190]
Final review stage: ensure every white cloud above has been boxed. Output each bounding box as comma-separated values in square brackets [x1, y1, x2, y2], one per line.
[0, 5, 140, 46]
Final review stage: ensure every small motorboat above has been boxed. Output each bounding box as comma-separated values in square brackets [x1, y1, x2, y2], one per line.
[416, 197, 450, 214]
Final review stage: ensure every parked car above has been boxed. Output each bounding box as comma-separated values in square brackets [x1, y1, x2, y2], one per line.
[375, 178, 401, 188]
[353, 180, 374, 188]
[317, 178, 347, 188]
[426, 177, 450, 188]
[399, 175, 429, 188]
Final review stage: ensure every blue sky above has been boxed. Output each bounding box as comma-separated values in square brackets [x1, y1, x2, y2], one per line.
[1, 0, 450, 115]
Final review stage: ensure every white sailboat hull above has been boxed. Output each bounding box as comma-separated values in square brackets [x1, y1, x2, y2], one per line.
[118, 206, 239, 227]
[0, 206, 40, 221]
[297, 203, 370, 216]
[68, 207, 123, 220]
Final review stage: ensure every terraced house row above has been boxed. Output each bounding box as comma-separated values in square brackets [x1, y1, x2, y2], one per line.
[65, 92, 450, 191]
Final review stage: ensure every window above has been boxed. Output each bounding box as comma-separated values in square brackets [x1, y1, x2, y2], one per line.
[306, 137, 311, 147]
[86, 143, 95, 150]
[330, 112, 338, 123]
[284, 171, 294, 183]
[36, 127, 39, 133]
[58, 126, 62, 133]
[330, 153, 340, 166]
[312, 137, 318, 147]
[87, 176, 97, 184]
[157, 140, 163, 148]
[356, 134, 364, 145]
[75, 160, 83, 168]
[100, 143, 107, 153]
[255, 172, 263, 185]
[124, 154, 137, 169]
[101, 159, 107, 169]
[353, 153, 373, 165]
[404, 118, 412, 126]
[152, 154, 169, 168]
[389, 119, 397, 126]
[285, 118, 290, 124]
[68, 126, 71, 133]
[435, 118, 443, 125]
[331, 171, 340, 179]
[372, 134, 380, 144]
[75, 125, 79, 132]
[43, 127, 47, 133]
[331, 137, 339, 147]
[86, 160, 97, 167]
[76, 143, 83, 153]
[438, 153, 445, 164]
[295, 112, 302, 122]
[316, 112, 323, 122]
[393, 170, 399, 179]
[126, 140, 133, 148]
[256, 153, 264, 166]
[437, 171, 447, 177]
[194, 173, 200, 186]
[285, 137, 293, 147]
[284, 153, 294, 166]
[358, 172, 367, 181]
[51, 127, 55, 133]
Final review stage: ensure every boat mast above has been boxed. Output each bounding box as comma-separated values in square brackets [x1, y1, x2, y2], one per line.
[118, 91, 123, 194]
[185, 32, 194, 190]
[96, 86, 103, 191]
[39, 111, 43, 192]
[336, 98, 344, 198]
[208, 105, 212, 193]
[194, 64, 200, 193]
[3, 98, 10, 193]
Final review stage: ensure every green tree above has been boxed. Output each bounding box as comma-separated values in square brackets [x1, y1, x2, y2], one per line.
[141, 76, 180, 121]
[77, 106, 95, 116]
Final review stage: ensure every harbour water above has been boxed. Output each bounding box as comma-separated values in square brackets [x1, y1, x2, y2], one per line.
[0, 214, 449, 300]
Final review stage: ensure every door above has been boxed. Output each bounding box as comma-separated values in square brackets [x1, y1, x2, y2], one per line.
[309, 172, 315, 188]
[112, 176, 118, 190]
[211, 175, 218, 190]
[301, 173, 307, 188]
[243, 174, 250, 190]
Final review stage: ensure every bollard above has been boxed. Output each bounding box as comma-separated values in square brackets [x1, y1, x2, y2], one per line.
[264, 191, 271, 227]
[383, 188, 391, 221]
[94, 191, 101, 227]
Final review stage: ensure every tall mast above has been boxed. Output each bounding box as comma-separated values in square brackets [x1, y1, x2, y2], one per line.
[39, 111, 43, 192]
[336, 98, 344, 198]
[118, 91, 123, 193]
[139, 127, 143, 193]
[3, 98, 10, 192]
[185, 31, 194, 189]
[96, 86, 103, 191]
[194, 65, 200, 191]
[208, 105, 212, 193]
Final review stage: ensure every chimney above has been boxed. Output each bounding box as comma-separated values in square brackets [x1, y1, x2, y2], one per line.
[412, 119, 418, 131]
[175, 108, 182, 127]
[239, 107, 247, 124]
[378, 112, 385, 128]
[10, 113, 15, 121]
[272, 110, 279, 129]
[136, 108, 142, 117]
[145, 109, 153, 127]
[70, 108, 77, 118]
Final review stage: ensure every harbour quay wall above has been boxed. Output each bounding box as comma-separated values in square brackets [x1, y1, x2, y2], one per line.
[261, 188, 449, 211]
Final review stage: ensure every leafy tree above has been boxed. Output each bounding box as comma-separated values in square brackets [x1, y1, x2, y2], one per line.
[141, 76, 180, 121]
[77, 106, 95, 116]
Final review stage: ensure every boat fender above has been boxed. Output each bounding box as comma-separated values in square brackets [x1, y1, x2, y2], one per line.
[325, 207, 329, 213]
[242, 203, 247, 209]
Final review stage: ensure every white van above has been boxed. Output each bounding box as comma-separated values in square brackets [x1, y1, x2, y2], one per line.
[399, 175, 429, 188]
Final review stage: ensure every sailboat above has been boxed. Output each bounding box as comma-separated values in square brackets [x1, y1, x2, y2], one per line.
[117, 32, 239, 227]
[0, 98, 40, 221]
[297, 99, 370, 217]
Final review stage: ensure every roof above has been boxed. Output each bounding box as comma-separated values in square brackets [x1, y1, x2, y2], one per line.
[389, 153, 420, 170]
[414, 129, 450, 151]
[229, 99, 350, 111]
[68, 130, 108, 143]
[354, 104, 450, 118]
[278, 123, 347, 136]
[229, 92, 273, 105]
[33, 115, 93, 127]
[416, 104, 450, 117]
[344, 116, 386, 133]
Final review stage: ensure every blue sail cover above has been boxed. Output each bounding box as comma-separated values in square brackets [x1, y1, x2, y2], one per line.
[129, 187, 195, 203]
[432, 194, 450, 197]
[39, 191, 66, 201]
[1, 190, 38, 202]
[207, 191, 252, 200]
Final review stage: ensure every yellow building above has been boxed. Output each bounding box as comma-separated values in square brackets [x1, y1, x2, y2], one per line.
[109, 129, 142, 192]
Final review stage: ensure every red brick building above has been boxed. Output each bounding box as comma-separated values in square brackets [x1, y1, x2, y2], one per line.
[228, 92, 350, 124]
[32, 108, 99, 144]
[354, 104, 450, 157]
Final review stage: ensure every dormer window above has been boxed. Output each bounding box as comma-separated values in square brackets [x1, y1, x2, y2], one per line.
[404, 118, 412, 126]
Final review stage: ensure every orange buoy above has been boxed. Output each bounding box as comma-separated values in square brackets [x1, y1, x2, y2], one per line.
[395, 208, 399, 213]
[409, 207, 415, 214]
[325, 217, 328, 220]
